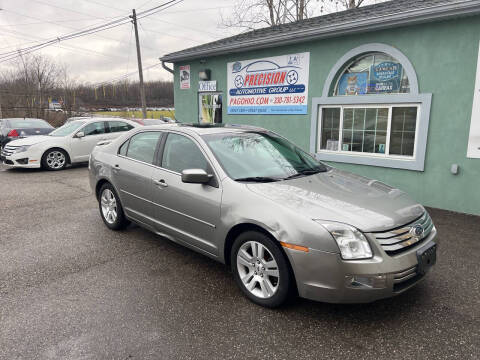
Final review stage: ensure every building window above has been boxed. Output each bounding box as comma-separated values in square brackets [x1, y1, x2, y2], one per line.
[334, 53, 410, 96]
[310, 44, 432, 171]
[319, 105, 418, 158]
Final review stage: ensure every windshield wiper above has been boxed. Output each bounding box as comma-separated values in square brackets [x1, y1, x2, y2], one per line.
[283, 168, 325, 180]
[234, 176, 280, 183]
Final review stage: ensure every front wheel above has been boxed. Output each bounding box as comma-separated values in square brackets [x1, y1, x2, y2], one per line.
[231, 231, 294, 308]
[41, 149, 67, 170]
[98, 183, 129, 230]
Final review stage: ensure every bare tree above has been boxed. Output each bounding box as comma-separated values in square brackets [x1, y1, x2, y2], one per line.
[221, 0, 386, 30]
[221, 0, 318, 30]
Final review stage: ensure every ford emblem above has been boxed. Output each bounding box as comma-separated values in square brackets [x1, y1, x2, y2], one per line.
[410, 225, 424, 239]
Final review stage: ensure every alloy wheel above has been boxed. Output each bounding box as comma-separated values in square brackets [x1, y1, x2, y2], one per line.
[46, 151, 66, 169]
[236, 240, 280, 299]
[101, 189, 117, 224]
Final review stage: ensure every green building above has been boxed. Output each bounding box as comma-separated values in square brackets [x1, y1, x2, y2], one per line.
[161, 0, 480, 216]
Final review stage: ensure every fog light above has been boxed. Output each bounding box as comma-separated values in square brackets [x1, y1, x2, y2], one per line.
[345, 274, 387, 289]
[16, 158, 28, 165]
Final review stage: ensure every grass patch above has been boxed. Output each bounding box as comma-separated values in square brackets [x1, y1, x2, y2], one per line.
[94, 110, 175, 119]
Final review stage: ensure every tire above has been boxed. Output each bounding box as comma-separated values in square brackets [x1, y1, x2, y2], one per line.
[231, 231, 294, 308]
[41, 148, 68, 171]
[98, 183, 129, 230]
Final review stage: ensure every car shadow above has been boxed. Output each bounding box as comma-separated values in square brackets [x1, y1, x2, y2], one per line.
[1, 162, 88, 173]
[123, 222, 432, 323]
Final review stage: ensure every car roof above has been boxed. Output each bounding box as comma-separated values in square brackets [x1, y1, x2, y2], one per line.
[139, 123, 267, 135]
[70, 117, 136, 124]
[3, 118, 46, 121]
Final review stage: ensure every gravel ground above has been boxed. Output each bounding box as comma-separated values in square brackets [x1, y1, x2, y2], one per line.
[0, 164, 479, 360]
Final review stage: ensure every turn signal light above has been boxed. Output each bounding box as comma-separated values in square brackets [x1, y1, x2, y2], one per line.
[7, 129, 19, 137]
[280, 241, 309, 252]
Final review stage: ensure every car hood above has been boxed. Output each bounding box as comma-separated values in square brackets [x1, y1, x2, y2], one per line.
[246, 169, 424, 232]
[7, 135, 54, 146]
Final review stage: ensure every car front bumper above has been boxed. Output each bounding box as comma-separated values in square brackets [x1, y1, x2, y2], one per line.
[0, 149, 42, 168]
[285, 228, 437, 304]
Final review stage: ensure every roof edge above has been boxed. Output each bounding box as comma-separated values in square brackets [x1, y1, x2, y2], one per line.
[161, 0, 480, 62]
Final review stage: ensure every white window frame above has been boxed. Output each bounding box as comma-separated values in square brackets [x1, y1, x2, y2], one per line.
[310, 43, 432, 172]
[317, 103, 421, 160]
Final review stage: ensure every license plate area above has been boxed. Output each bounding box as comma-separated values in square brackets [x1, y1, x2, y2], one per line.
[416, 242, 437, 275]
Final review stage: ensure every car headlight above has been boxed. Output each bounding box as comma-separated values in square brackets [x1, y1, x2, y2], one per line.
[320, 222, 373, 260]
[14, 145, 31, 153]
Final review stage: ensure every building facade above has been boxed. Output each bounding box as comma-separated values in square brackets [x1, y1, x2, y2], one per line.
[161, 0, 480, 216]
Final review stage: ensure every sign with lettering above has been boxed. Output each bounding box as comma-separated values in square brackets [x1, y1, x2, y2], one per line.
[198, 81, 217, 92]
[368, 61, 402, 93]
[179, 65, 190, 90]
[227, 52, 310, 114]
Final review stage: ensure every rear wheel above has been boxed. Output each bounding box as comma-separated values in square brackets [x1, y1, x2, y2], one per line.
[41, 149, 67, 170]
[98, 183, 129, 230]
[231, 231, 294, 308]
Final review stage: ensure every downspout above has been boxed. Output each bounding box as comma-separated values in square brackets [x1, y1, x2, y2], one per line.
[161, 60, 174, 74]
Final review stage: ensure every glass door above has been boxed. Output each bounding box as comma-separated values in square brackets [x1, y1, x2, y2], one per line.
[199, 93, 222, 124]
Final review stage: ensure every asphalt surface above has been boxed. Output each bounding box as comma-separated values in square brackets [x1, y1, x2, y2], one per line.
[0, 164, 479, 360]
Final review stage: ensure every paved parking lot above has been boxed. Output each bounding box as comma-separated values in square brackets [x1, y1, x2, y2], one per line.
[0, 164, 479, 360]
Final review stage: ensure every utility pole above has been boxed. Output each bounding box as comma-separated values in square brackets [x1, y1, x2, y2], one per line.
[130, 9, 147, 119]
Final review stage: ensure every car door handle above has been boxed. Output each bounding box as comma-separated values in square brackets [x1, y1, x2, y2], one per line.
[153, 179, 168, 188]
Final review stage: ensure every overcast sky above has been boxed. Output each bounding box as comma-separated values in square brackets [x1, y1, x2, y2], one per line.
[0, 0, 381, 85]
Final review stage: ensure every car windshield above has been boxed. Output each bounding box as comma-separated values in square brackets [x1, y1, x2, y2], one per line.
[8, 119, 52, 128]
[202, 131, 328, 181]
[49, 121, 86, 137]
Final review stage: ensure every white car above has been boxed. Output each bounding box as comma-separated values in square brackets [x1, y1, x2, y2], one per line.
[0, 118, 138, 170]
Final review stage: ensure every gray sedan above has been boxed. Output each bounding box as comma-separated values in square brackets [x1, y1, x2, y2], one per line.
[89, 124, 437, 307]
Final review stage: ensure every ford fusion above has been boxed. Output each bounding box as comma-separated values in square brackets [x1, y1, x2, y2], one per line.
[1, 118, 137, 170]
[89, 124, 437, 307]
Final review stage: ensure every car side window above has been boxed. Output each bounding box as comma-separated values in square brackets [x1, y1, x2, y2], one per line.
[161, 133, 209, 173]
[125, 132, 162, 164]
[83, 122, 106, 136]
[109, 121, 134, 133]
[118, 140, 129, 156]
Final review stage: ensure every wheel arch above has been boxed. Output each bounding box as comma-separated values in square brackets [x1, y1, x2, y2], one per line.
[224, 222, 299, 296]
[223, 223, 282, 266]
[95, 178, 119, 201]
[42, 146, 72, 165]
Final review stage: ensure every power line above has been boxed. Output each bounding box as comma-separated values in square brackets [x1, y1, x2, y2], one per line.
[0, 0, 184, 64]
[1, 8, 157, 52]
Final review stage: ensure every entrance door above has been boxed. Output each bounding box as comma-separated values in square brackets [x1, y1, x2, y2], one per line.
[198, 93, 222, 124]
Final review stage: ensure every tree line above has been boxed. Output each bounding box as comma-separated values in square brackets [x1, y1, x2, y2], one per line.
[0, 54, 173, 124]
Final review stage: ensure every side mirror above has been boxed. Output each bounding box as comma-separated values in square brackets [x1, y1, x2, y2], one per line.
[76, 131, 85, 138]
[181, 169, 211, 184]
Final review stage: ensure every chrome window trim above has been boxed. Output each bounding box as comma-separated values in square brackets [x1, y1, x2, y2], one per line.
[158, 130, 222, 180]
[116, 129, 222, 188]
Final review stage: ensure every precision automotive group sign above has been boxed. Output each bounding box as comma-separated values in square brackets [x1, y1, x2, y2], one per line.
[227, 52, 310, 114]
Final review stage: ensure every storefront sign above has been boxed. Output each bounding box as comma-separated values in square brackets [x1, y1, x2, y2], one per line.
[337, 72, 368, 95]
[227, 52, 310, 114]
[179, 65, 190, 89]
[467, 41, 480, 158]
[198, 81, 217, 92]
[368, 61, 402, 93]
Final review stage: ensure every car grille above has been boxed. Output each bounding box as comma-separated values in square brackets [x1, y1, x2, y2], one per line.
[373, 212, 434, 256]
[1, 144, 19, 157]
[393, 265, 422, 292]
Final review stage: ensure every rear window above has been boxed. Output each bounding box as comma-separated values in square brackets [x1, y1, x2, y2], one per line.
[108, 121, 134, 133]
[7, 119, 52, 128]
[124, 132, 162, 164]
